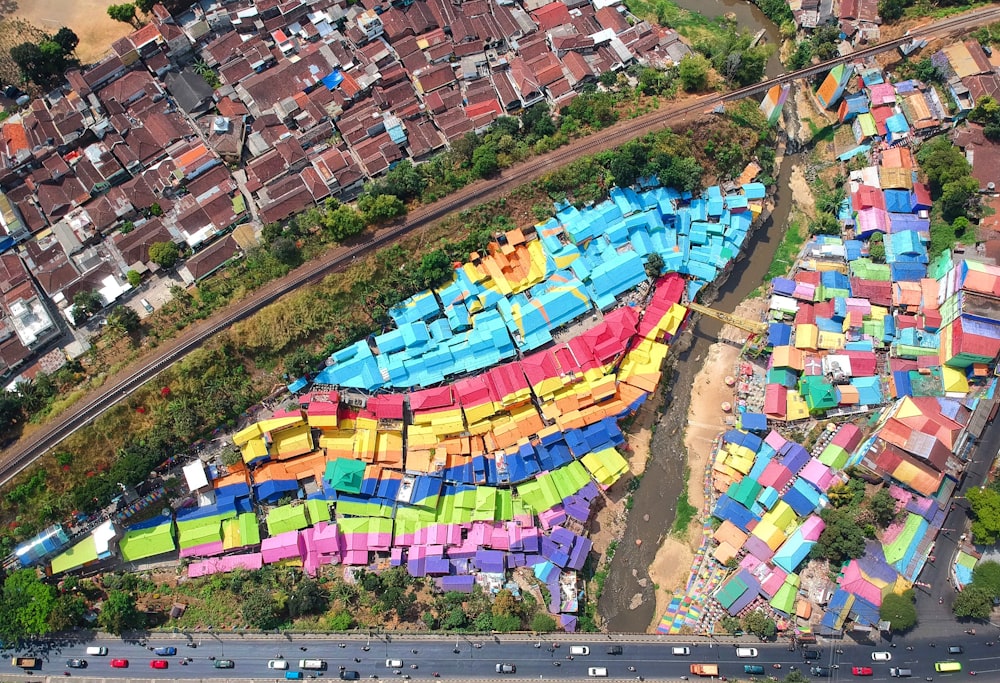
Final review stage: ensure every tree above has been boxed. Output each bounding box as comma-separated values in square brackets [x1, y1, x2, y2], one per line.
[530, 613, 556, 632]
[879, 590, 917, 632]
[645, 253, 664, 280]
[357, 194, 405, 225]
[522, 102, 555, 139]
[107, 305, 140, 333]
[784, 671, 810, 683]
[492, 613, 520, 632]
[11, 35, 79, 88]
[811, 507, 866, 564]
[126, 269, 142, 287]
[952, 585, 994, 620]
[327, 610, 354, 631]
[868, 487, 897, 527]
[968, 486, 1000, 545]
[72, 290, 105, 324]
[270, 236, 301, 266]
[940, 176, 980, 223]
[471, 145, 500, 178]
[52, 27, 79, 53]
[973, 561, 1000, 600]
[809, 213, 841, 236]
[48, 593, 86, 632]
[0, 569, 57, 643]
[678, 54, 710, 92]
[135, 0, 157, 12]
[492, 589, 518, 617]
[417, 249, 452, 289]
[287, 578, 328, 618]
[868, 234, 886, 264]
[241, 589, 280, 630]
[878, 0, 907, 22]
[149, 241, 180, 268]
[442, 606, 467, 630]
[98, 589, 145, 635]
[741, 609, 777, 640]
[107, 3, 138, 25]
[0, 392, 24, 440]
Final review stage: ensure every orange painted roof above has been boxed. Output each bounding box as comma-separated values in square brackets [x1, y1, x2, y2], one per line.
[3, 123, 28, 155]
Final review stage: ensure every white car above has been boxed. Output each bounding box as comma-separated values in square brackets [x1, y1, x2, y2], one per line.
[268, 659, 289, 670]
[871, 652, 892, 662]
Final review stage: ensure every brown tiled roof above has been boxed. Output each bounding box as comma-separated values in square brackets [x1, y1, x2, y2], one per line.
[220, 59, 253, 87]
[82, 56, 126, 89]
[114, 217, 172, 265]
[186, 235, 241, 281]
[561, 51, 594, 86]
[204, 30, 246, 66]
[0, 336, 31, 372]
[260, 180, 313, 224]
[0, 252, 28, 294]
[36, 176, 87, 219]
[414, 63, 456, 93]
[124, 125, 167, 164]
[528, 53, 564, 86]
[248, 149, 289, 187]
[531, 1, 572, 30]
[22, 237, 78, 297]
[406, 116, 444, 158]
[300, 166, 329, 201]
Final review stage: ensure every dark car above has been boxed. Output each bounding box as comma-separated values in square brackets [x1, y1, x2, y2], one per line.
[607, 646, 623, 655]
[948, 645, 964, 655]
[811, 666, 831, 677]
[66, 659, 87, 669]
[340, 672, 361, 680]
[154, 647, 177, 656]
[803, 650, 822, 660]
[214, 659, 235, 668]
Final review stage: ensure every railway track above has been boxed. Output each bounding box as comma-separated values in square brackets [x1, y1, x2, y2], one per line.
[1, 6, 996, 486]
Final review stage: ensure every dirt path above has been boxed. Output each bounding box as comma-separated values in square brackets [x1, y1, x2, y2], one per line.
[14, 0, 133, 64]
[647, 341, 740, 630]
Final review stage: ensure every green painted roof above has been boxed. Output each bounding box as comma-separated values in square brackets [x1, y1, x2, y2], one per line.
[799, 375, 839, 411]
[324, 458, 365, 494]
[883, 513, 923, 565]
[266, 504, 310, 536]
[179, 521, 222, 549]
[306, 499, 331, 524]
[50, 536, 98, 574]
[770, 578, 798, 614]
[120, 522, 176, 561]
[238, 512, 261, 546]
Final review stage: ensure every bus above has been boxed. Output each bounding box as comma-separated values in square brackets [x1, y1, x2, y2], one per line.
[935, 661, 962, 673]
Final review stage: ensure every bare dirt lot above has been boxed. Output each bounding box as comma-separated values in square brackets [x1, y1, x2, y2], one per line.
[12, 0, 134, 65]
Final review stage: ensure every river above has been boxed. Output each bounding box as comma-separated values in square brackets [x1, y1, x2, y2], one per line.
[597, 149, 799, 631]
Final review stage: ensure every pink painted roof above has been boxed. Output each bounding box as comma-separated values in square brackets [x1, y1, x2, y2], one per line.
[799, 515, 826, 541]
[179, 541, 225, 558]
[188, 553, 263, 577]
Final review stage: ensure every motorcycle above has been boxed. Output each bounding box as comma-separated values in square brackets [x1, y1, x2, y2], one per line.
[628, 666, 636, 672]
[553, 662, 561, 667]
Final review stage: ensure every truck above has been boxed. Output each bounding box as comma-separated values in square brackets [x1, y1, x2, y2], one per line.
[11, 657, 39, 669]
[690, 663, 720, 677]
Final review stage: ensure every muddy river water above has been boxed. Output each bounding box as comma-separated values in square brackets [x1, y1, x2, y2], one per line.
[597, 138, 799, 631]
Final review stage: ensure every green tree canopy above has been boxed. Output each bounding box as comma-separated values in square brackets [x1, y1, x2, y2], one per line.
[968, 486, 1000, 545]
[530, 613, 557, 632]
[323, 205, 366, 241]
[52, 27, 79, 53]
[811, 506, 867, 564]
[358, 193, 405, 225]
[741, 609, 777, 639]
[678, 53, 711, 92]
[107, 3, 138, 24]
[879, 590, 917, 632]
[107, 305, 140, 333]
[149, 241, 181, 268]
[97, 589, 145, 635]
[241, 589, 280, 630]
[11, 32, 80, 88]
[972, 560, 1000, 599]
[0, 569, 57, 643]
[126, 269, 142, 287]
[270, 236, 301, 266]
[645, 253, 665, 280]
[952, 584, 994, 620]
[287, 578, 328, 618]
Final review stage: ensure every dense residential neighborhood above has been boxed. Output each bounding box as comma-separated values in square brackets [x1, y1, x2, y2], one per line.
[0, 0, 691, 384]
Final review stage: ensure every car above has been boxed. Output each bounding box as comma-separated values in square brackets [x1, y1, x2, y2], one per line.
[948, 646, 964, 655]
[872, 651, 892, 662]
[852, 666, 874, 676]
[607, 646, 623, 655]
[340, 672, 361, 681]
[214, 659, 235, 668]
[802, 650, 821, 660]
[110, 659, 129, 668]
[285, 672, 304, 680]
[66, 659, 87, 669]
[150, 660, 169, 669]
[495, 663, 516, 674]
[154, 647, 177, 656]
[269, 659, 290, 670]
[811, 666, 831, 678]
[140, 298, 154, 313]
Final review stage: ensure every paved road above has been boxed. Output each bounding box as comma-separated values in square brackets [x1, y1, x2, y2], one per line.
[4, 634, 1000, 681]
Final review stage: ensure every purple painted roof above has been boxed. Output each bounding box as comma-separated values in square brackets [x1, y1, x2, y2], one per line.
[781, 443, 810, 473]
[437, 575, 475, 592]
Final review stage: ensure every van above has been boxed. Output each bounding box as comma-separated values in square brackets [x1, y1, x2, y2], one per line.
[386, 659, 403, 668]
[140, 298, 154, 313]
[744, 665, 765, 674]
[86, 647, 108, 656]
[890, 668, 913, 678]
[935, 661, 962, 673]
[299, 659, 327, 670]
[569, 646, 590, 656]
[285, 672, 304, 680]
[671, 646, 691, 656]
[735, 647, 758, 658]
[587, 667, 608, 677]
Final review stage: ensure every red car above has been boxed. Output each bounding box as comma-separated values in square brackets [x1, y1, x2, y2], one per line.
[110, 659, 129, 668]
[150, 660, 169, 669]
[852, 666, 873, 676]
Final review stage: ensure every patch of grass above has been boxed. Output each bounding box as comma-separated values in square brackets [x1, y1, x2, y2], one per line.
[762, 218, 807, 283]
[671, 467, 698, 535]
[905, 0, 991, 20]
[623, 0, 726, 44]
[805, 118, 835, 144]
